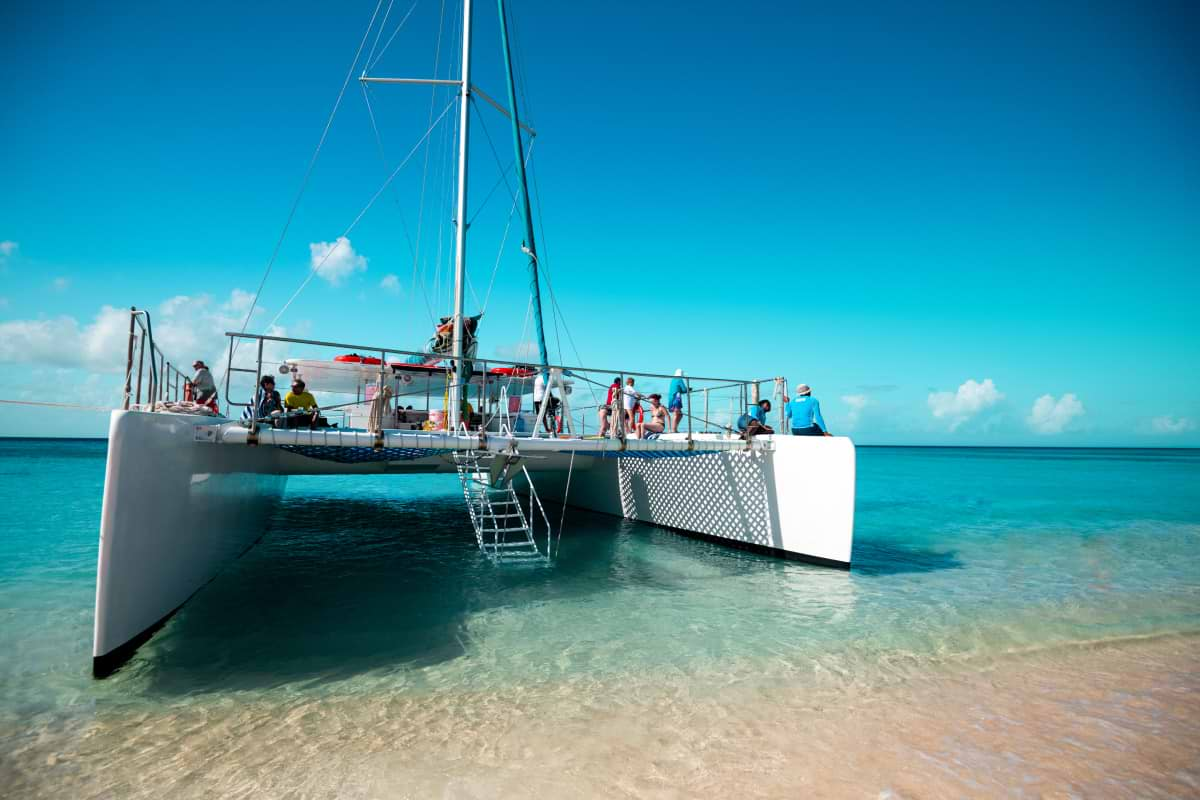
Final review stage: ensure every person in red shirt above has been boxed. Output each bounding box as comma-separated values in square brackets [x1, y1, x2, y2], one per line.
[598, 376, 620, 437]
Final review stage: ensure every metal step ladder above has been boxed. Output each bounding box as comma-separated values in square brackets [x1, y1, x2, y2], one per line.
[453, 450, 551, 564]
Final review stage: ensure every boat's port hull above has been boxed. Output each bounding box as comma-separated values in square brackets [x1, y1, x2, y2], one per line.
[93, 411, 287, 677]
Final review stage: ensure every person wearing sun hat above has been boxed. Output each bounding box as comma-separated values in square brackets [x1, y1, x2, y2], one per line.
[190, 359, 217, 404]
[785, 383, 830, 436]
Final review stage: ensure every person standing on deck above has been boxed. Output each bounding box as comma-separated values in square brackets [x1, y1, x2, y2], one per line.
[623, 377, 641, 433]
[191, 360, 217, 404]
[532, 370, 559, 433]
[667, 368, 688, 433]
[599, 376, 620, 436]
[785, 384, 830, 436]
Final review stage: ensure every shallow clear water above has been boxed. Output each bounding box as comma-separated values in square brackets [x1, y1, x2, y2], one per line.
[1, 440, 1198, 796]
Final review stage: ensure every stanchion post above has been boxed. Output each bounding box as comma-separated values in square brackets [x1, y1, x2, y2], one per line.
[123, 307, 136, 410]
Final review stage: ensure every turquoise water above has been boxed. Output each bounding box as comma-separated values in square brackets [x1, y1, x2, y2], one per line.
[2, 440, 1199, 793]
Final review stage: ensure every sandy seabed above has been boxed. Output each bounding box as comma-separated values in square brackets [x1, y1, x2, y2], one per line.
[5, 634, 1199, 799]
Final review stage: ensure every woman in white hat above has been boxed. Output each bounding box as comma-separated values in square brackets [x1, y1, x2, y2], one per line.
[785, 384, 830, 436]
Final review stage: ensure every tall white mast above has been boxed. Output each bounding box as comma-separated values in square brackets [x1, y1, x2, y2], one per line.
[448, 0, 473, 431]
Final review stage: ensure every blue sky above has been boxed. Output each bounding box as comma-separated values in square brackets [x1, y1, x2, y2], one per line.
[1, 0, 1198, 444]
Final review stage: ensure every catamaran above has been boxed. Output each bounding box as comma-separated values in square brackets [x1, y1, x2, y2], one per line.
[93, 0, 857, 677]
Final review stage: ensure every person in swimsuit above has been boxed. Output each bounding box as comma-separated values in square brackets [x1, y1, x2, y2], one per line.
[637, 394, 668, 438]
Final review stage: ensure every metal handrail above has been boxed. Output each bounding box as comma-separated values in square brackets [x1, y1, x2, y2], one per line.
[123, 307, 191, 410]
[219, 329, 782, 437]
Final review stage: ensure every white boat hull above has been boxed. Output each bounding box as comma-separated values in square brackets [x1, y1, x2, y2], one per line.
[93, 411, 287, 676]
[94, 412, 854, 676]
[529, 437, 855, 566]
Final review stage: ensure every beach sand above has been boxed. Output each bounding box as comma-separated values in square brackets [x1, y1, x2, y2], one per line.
[6, 634, 1198, 798]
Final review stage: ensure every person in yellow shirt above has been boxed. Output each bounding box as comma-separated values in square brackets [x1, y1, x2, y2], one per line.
[283, 379, 321, 428]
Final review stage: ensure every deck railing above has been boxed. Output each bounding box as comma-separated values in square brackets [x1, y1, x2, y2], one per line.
[122, 307, 191, 409]
[223, 330, 790, 440]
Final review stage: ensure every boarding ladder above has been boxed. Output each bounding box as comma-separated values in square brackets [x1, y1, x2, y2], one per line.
[452, 449, 552, 564]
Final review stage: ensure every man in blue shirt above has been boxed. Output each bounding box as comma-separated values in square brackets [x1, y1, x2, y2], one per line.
[736, 399, 774, 438]
[785, 384, 830, 436]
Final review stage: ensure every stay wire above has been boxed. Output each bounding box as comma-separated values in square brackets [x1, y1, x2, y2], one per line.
[362, 82, 435, 324]
[409, 0, 449, 324]
[266, 98, 457, 332]
[365, 0, 397, 69]
[367, 0, 422, 73]
[221, 0, 387, 385]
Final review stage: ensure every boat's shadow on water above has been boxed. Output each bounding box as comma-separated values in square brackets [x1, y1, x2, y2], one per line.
[850, 540, 964, 576]
[128, 495, 742, 695]
[127, 496, 962, 694]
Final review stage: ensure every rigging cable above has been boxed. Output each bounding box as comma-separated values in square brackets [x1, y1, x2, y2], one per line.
[364, 0, 397, 68]
[408, 0, 450, 319]
[0, 399, 114, 412]
[222, 0, 388, 384]
[361, 82, 435, 324]
[265, 98, 458, 332]
[366, 0, 423, 73]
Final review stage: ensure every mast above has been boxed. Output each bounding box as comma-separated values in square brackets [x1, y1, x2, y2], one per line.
[497, 0, 549, 375]
[448, 0, 474, 431]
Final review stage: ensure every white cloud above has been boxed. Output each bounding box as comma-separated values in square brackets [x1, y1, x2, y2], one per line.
[0, 290, 277, 376]
[841, 393, 868, 429]
[52, 276, 71, 291]
[380, 274, 401, 294]
[927, 378, 1003, 431]
[0, 240, 17, 262]
[309, 236, 367, 286]
[0, 306, 129, 370]
[1027, 393, 1085, 434]
[223, 288, 255, 314]
[1150, 415, 1196, 435]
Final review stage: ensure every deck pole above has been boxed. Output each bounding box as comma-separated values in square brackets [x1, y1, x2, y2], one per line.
[778, 377, 788, 433]
[224, 336, 235, 416]
[685, 378, 693, 445]
[134, 328, 146, 406]
[123, 307, 136, 410]
[254, 338, 264, 411]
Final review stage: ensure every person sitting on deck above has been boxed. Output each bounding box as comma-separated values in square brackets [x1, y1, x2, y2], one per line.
[253, 375, 284, 423]
[667, 368, 688, 433]
[191, 360, 217, 405]
[598, 377, 620, 436]
[637, 393, 668, 439]
[785, 384, 830, 437]
[736, 399, 775, 439]
[283, 379, 322, 429]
